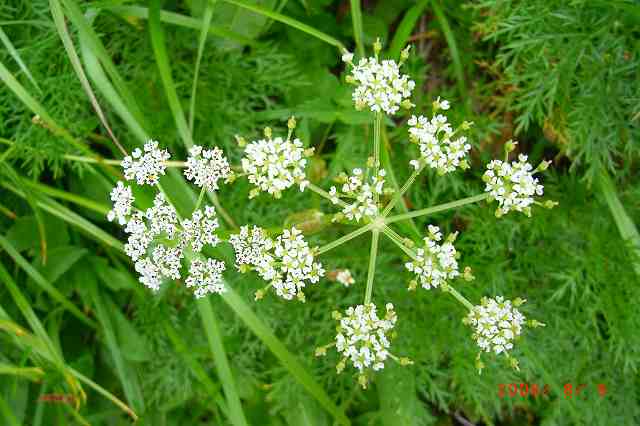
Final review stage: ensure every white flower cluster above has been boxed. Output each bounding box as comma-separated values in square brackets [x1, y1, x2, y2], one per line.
[228, 225, 275, 273]
[405, 225, 459, 289]
[107, 181, 134, 225]
[329, 168, 386, 222]
[241, 134, 309, 198]
[464, 296, 526, 355]
[336, 269, 355, 287]
[483, 154, 544, 216]
[335, 303, 397, 374]
[229, 226, 324, 301]
[111, 178, 224, 297]
[343, 54, 415, 115]
[407, 106, 471, 174]
[186, 258, 226, 298]
[122, 140, 170, 186]
[180, 206, 220, 253]
[184, 145, 232, 192]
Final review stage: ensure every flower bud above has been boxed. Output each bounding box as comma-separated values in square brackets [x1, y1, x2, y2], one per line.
[543, 200, 559, 209]
[399, 357, 413, 366]
[513, 297, 527, 307]
[463, 266, 475, 281]
[315, 346, 327, 357]
[254, 289, 265, 300]
[408, 280, 418, 291]
[373, 37, 382, 55]
[234, 135, 246, 147]
[535, 160, 551, 172]
[287, 116, 297, 130]
[400, 45, 411, 62]
[505, 140, 518, 153]
[263, 127, 272, 140]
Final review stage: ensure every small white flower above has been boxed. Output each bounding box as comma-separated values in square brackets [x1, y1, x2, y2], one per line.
[408, 107, 471, 174]
[107, 181, 133, 225]
[341, 50, 354, 63]
[185, 258, 226, 298]
[122, 140, 170, 186]
[135, 258, 161, 291]
[483, 154, 544, 216]
[228, 225, 275, 272]
[184, 145, 231, 192]
[465, 296, 526, 356]
[345, 56, 415, 115]
[336, 270, 355, 287]
[405, 225, 459, 289]
[145, 192, 179, 240]
[241, 134, 309, 197]
[180, 206, 220, 252]
[335, 168, 386, 222]
[335, 303, 397, 376]
[151, 244, 183, 280]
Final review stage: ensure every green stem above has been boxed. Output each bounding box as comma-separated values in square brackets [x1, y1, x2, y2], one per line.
[194, 187, 207, 212]
[308, 182, 349, 209]
[364, 230, 380, 304]
[444, 286, 474, 311]
[373, 112, 383, 206]
[386, 193, 490, 224]
[317, 222, 374, 255]
[382, 164, 425, 216]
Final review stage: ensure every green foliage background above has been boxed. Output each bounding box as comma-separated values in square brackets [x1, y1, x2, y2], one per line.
[0, 0, 638, 425]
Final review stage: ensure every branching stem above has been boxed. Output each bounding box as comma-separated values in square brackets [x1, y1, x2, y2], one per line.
[364, 230, 380, 304]
[385, 193, 490, 224]
[373, 112, 382, 205]
[382, 164, 425, 216]
[317, 222, 375, 255]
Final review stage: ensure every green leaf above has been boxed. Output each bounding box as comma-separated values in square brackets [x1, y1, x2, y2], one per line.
[197, 297, 248, 426]
[0, 235, 95, 328]
[32, 246, 88, 285]
[388, 0, 430, 59]
[189, 1, 216, 133]
[599, 171, 640, 276]
[349, 0, 365, 57]
[149, 0, 194, 149]
[6, 215, 69, 253]
[0, 364, 44, 382]
[0, 27, 41, 91]
[219, 0, 345, 50]
[88, 281, 146, 414]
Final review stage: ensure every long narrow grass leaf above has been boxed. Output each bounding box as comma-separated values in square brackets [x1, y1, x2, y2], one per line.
[0, 234, 96, 328]
[220, 0, 344, 50]
[599, 171, 640, 276]
[0, 363, 44, 381]
[197, 298, 248, 426]
[50, 0, 126, 155]
[149, 0, 194, 148]
[189, 1, 216, 133]
[59, 0, 147, 129]
[0, 27, 41, 91]
[89, 283, 145, 413]
[389, 0, 429, 59]
[431, 2, 468, 111]
[349, 0, 365, 57]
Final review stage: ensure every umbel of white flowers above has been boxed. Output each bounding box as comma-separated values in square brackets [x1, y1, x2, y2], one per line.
[106, 40, 555, 388]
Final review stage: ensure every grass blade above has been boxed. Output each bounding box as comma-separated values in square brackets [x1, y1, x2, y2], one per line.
[431, 2, 468, 112]
[105, 5, 254, 46]
[197, 298, 248, 426]
[88, 283, 146, 414]
[220, 0, 345, 50]
[0, 363, 44, 382]
[49, 0, 126, 155]
[0, 394, 21, 426]
[0, 262, 84, 404]
[60, 0, 147, 130]
[220, 288, 350, 425]
[0, 234, 96, 328]
[349, 0, 365, 57]
[599, 171, 640, 276]
[189, 1, 216, 134]
[388, 0, 430, 59]
[0, 27, 41, 91]
[149, 0, 194, 148]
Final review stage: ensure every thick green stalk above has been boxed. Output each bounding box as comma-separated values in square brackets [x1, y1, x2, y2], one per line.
[373, 112, 383, 205]
[317, 223, 374, 255]
[364, 230, 380, 304]
[386, 193, 490, 224]
[349, 0, 365, 57]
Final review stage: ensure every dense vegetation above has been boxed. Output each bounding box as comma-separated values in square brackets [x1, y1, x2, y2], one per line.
[1, 1, 638, 425]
